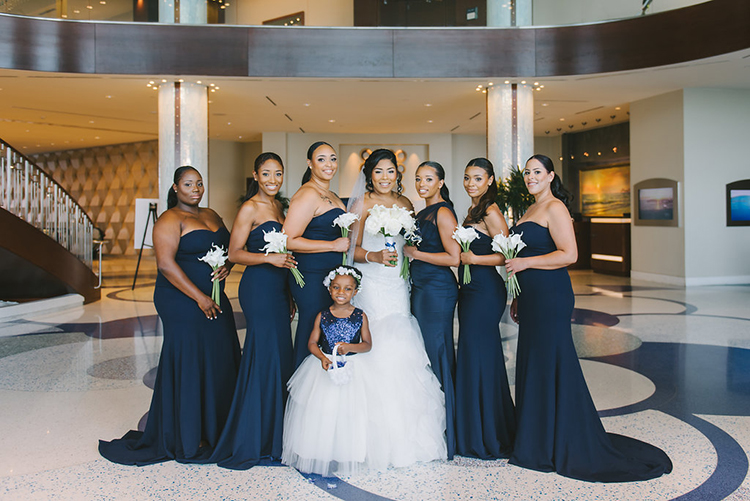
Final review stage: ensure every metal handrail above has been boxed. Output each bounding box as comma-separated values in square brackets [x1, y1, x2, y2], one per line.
[0, 139, 94, 269]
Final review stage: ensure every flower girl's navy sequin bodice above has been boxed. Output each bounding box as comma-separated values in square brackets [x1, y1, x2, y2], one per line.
[318, 308, 363, 363]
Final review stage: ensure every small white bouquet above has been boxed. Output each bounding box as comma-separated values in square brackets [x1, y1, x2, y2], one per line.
[365, 204, 417, 279]
[198, 244, 228, 305]
[262, 228, 305, 288]
[401, 224, 422, 280]
[332, 212, 360, 265]
[491, 232, 527, 298]
[452, 226, 479, 284]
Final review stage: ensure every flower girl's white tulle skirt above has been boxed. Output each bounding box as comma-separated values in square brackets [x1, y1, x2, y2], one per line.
[282, 354, 369, 476]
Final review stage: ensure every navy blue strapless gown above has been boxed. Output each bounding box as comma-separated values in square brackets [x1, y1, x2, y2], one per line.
[509, 221, 672, 482]
[289, 208, 345, 368]
[410, 202, 459, 459]
[99, 227, 241, 465]
[455, 228, 516, 459]
[211, 221, 294, 469]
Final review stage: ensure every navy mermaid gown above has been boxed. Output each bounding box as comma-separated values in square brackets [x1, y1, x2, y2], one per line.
[509, 221, 672, 482]
[410, 202, 459, 459]
[455, 228, 516, 459]
[99, 227, 240, 465]
[290, 208, 345, 368]
[211, 221, 294, 469]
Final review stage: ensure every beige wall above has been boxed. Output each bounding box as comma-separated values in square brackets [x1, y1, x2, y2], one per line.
[532, 0, 708, 26]
[683, 88, 750, 284]
[228, 0, 353, 26]
[207, 139, 246, 230]
[630, 90, 685, 283]
[533, 135, 563, 181]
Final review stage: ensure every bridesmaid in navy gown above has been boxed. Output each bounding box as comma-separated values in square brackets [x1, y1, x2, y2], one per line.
[506, 154, 672, 482]
[405, 161, 461, 459]
[284, 142, 349, 368]
[99, 166, 240, 465]
[211, 153, 296, 469]
[455, 158, 516, 459]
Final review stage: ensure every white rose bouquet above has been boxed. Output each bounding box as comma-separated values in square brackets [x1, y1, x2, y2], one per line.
[491, 232, 527, 298]
[198, 244, 228, 305]
[365, 204, 417, 279]
[452, 226, 479, 284]
[332, 212, 360, 265]
[262, 228, 305, 288]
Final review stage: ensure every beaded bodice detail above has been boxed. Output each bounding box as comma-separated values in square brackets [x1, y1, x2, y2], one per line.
[318, 308, 363, 360]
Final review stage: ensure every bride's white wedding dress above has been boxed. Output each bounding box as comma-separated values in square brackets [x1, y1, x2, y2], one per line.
[354, 231, 447, 470]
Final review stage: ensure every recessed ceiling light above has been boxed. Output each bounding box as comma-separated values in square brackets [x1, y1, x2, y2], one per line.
[105, 95, 112, 98]
[542, 103, 548, 107]
[559, 118, 565, 121]
[328, 119, 336, 123]
[615, 106, 621, 110]
[427, 120, 433, 123]
[424, 103, 432, 107]
[304, 103, 310, 107]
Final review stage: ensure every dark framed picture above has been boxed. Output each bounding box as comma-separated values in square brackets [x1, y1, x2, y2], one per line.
[633, 178, 679, 227]
[727, 179, 750, 227]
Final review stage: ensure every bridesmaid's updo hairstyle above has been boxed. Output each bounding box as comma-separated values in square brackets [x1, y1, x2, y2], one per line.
[527, 154, 572, 209]
[302, 141, 334, 186]
[167, 165, 200, 209]
[363, 148, 403, 195]
[418, 161, 453, 208]
[464, 157, 498, 224]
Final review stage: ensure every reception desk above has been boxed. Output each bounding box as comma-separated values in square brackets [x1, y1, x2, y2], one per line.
[589, 218, 631, 276]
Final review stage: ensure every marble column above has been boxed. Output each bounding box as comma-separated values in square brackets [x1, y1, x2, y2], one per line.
[486, 0, 534, 179]
[158, 82, 209, 211]
[159, 0, 206, 24]
[486, 83, 534, 180]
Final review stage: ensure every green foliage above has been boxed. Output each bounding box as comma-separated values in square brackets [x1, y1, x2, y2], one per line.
[496, 165, 535, 221]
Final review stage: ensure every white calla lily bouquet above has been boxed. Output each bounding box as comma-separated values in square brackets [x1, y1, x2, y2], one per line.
[452, 226, 479, 284]
[332, 212, 360, 265]
[198, 244, 228, 305]
[262, 228, 305, 288]
[491, 232, 527, 298]
[365, 204, 417, 280]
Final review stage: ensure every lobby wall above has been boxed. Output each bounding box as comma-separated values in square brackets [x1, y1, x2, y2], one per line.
[630, 90, 686, 283]
[682, 88, 750, 285]
[33, 141, 159, 256]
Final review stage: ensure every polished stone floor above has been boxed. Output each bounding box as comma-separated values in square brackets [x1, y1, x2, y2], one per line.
[1, 256, 749, 500]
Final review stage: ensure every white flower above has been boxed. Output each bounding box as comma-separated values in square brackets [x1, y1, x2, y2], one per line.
[261, 229, 288, 255]
[323, 266, 363, 290]
[492, 232, 526, 256]
[510, 232, 527, 252]
[332, 212, 360, 230]
[452, 226, 479, 246]
[491, 233, 510, 254]
[365, 204, 415, 237]
[198, 244, 228, 269]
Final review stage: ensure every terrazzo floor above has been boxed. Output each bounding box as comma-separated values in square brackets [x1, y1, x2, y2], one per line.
[1, 255, 749, 500]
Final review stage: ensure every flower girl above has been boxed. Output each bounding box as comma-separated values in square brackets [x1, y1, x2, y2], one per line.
[282, 266, 373, 476]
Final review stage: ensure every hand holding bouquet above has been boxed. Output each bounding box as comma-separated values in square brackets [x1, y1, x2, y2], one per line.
[262, 228, 305, 288]
[452, 226, 479, 284]
[332, 212, 360, 264]
[365, 204, 417, 279]
[491, 232, 527, 298]
[198, 244, 228, 305]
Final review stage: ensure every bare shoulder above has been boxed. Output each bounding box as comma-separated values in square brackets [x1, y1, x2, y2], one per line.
[289, 184, 318, 203]
[153, 208, 181, 234]
[437, 205, 457, 222]
[397, 194, 414, 211]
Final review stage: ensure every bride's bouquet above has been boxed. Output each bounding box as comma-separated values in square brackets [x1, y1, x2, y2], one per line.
[452, 226, 479, 284]
[198, 244, 228, 305]
[365, 204, 417, 279]
[332, 212, 360, 265]
[262, 228, 305, 288]
[491, 232, 527, 298]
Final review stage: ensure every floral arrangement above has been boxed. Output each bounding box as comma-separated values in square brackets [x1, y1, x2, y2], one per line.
[452, 226, 479, 284]
[198, 244, 228, 305]
[332, 212, 360, 265]
[401, 224, 422, 280]
[262, 228, 305, 288]
[491, 232, 527, 298]
[365, 204, 417, 280]
[323, 266, 363, 291]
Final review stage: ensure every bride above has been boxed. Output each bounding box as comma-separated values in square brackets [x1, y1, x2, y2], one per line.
[348, 148, 447, 470]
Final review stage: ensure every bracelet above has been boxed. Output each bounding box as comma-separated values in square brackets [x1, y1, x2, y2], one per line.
[365, 251, 372, 263]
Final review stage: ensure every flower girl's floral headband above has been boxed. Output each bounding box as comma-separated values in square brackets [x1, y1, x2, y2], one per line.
[323, 266, 363, 291]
